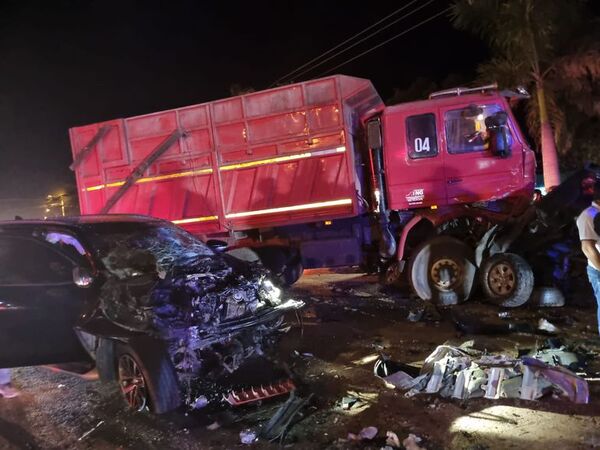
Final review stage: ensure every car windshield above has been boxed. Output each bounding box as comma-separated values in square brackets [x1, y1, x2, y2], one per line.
[81, 221, 215, 278]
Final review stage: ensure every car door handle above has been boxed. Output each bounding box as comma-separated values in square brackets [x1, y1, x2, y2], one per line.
[447, 177, 463, 184]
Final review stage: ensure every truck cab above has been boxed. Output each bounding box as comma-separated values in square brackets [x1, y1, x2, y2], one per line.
[380, 87, 536, 211]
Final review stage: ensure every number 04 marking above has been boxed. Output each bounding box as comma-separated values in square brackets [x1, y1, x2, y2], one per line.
[414, 137, 430, 152]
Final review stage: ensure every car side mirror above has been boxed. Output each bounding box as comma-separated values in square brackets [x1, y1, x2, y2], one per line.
[206, 239, 228, 253]
[73, 267, 94, 288]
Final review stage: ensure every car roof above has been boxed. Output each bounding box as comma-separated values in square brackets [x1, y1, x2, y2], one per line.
[0, 214, 165, 233]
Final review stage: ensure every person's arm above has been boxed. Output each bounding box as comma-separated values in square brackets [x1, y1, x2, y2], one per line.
[581, 240, 600, 269]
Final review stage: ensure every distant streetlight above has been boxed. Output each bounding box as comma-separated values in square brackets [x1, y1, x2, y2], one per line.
[45, 194, 67, 217]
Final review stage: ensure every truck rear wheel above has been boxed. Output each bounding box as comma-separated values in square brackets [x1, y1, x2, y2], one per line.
[409, 236, 476, 305]
[480, 253, 534, 308]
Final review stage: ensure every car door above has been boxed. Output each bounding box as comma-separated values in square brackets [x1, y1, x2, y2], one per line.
[383, 108, 447, 210]
[441, 99, 525, 205]
[0, 235, 90, 368]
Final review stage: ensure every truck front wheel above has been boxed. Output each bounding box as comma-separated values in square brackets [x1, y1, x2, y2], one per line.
[409, 236, 476, 305]
[480, 253, 534, 308]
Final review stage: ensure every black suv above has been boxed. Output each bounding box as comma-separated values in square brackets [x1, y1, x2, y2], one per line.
[0, 215, 302, 412]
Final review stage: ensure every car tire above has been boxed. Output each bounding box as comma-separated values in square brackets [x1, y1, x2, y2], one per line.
[409, 236, 476, 305]
[480, 253, 534, 308]
[96, 338, 117, 382]
[116, 338, 181, 414]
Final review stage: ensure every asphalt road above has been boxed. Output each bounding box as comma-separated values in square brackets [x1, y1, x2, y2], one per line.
[2, 270, 600, 449]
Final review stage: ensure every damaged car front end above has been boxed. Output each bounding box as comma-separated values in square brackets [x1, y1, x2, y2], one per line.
[0, 216, 303, 413]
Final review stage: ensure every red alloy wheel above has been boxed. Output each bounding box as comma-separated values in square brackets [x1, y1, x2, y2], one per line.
[118, 354, 148, 411]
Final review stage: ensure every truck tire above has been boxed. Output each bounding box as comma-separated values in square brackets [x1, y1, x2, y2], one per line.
[409, 236, 476, 305]
[281, 260, 304, 287]
[116, 338, 181, 414]
[480, 253, 534, 308]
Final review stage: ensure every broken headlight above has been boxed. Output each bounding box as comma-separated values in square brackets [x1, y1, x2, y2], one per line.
[259, 278, 282, 306]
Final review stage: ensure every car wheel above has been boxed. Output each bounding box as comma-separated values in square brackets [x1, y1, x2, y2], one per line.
[409, 236, 476, 305]
[116, 339, 181, 414]
[480, 253, 534, 308]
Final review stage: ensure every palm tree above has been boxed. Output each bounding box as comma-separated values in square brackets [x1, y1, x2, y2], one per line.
[451, 0, 589, 189]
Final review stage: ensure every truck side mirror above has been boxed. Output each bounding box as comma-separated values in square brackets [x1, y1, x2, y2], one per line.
[367, 120, 382, 150]
[485, 112, 511, 158]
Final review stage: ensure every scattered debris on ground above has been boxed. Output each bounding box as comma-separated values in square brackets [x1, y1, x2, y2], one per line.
[373, 340, 590, 403]
[347, 425, 378, 441]
[403, 433, 428, 450]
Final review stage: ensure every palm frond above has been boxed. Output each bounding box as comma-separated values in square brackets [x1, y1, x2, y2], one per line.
[475, 57, 530, 86]
[551, 47, 600, 116]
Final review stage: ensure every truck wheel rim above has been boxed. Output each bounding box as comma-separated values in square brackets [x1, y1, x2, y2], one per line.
[430, 258, 462, 291]
[118, 354, 148, 411]
[488, 263, 516, 296]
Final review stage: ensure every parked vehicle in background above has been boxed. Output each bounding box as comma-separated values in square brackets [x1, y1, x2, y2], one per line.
[0, 215, 302, 413]
[69, 75, 540, 306]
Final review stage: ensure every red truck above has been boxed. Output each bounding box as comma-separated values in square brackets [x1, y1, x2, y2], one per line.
[69, 75, 536, 307]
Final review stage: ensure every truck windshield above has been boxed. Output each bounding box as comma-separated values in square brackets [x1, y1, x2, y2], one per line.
[82, 221, 214, 278]
[445, 104, 512, 154]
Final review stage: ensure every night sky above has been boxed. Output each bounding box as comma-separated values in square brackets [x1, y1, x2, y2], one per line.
[0, 0, 486, 207]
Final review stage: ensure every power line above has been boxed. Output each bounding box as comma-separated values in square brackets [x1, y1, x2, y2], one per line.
[270, 0, 424, 87]
[274, 0, 437, 86]
[315, 7, 452, 78]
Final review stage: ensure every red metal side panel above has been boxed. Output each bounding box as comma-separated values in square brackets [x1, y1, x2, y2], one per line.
[70, 75, 384, 235]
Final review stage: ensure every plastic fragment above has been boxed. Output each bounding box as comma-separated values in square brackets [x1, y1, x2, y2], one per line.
[386, 430, 401, 447]
[240, 429, 258, 445]
[538, 318, 559, 333]
[403, 433, 427, 450]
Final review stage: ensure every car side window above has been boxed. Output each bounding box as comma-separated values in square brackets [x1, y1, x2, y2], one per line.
[0, 237, 73, 285]
[406, 113, 438, 159]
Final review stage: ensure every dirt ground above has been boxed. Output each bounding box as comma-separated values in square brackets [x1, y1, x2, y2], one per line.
[2, 269, 600, 450]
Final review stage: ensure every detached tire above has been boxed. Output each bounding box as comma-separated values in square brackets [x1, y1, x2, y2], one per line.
[480, 253, 534, 308]
[409, 236, 476, 305]
[116, 338, 181, 414]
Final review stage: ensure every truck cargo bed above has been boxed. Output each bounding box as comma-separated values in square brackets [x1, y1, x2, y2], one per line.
[70, 75, 383, 235]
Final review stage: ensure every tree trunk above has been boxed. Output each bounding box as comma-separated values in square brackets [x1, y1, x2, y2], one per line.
[536, 81, 561, 189]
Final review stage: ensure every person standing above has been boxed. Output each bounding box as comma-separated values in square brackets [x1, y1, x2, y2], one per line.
[576, 190, 600, 334]
[0, 369, 19, 398]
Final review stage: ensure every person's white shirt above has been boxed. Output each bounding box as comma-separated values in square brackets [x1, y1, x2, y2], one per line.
[576, 201, 600, 270]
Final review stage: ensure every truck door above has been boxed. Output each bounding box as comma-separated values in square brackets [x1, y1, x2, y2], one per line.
[383, 109, 446, 210]
[441, 101, 524, 205]
[0, 236, 89, 368]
